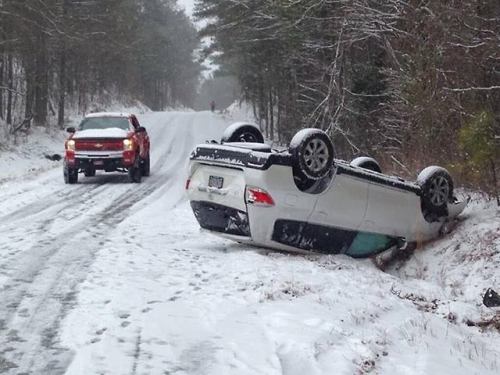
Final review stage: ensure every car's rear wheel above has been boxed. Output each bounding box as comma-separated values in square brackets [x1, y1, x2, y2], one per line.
[64, 164, 78, 184]
[141, 154, 151, 177]
[221, 122, 264, 143]
[289, 128, 334, 180]
[128, 155, 142, 183]
[417, 166, 453, 221]
[351, 156, 382, 173]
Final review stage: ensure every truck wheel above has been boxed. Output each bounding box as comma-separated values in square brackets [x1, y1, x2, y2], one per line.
[221, 122, 264, 143]
[64, 165, 78, 184]
[128, 156, 142, 183]
[289, 128, 334, 180]
[417, 166, 453, 221]
[84, 166, 96, 177]
[351, 156, 382, 173]
[141, 154, 150, 177]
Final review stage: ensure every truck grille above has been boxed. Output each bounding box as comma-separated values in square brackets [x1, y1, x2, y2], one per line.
[75, 139, 124, 152]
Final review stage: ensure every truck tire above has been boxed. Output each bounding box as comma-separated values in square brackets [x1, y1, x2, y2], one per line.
[64, 164, 78, 184]
[141, 154, 151, 177]
[128, 155, 142, 183]
[84, 166, 96, 177]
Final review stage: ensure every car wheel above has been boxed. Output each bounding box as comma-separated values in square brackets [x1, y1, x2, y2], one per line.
[351, 156, 382, 173]
[84, 166, 96, 177]
[64, 164, 78, 184]
[417, 166, 453, 221]
[221, 122, 264, 143]
[128, 156, 142, 183]
[141, 154, 151, 177]
[289, 128, 334, 180]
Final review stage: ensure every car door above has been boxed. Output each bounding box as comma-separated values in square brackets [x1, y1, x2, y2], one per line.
[361, 181, 420, 238]
[309, 172, 369, 230]
[302, 172, 369, 253]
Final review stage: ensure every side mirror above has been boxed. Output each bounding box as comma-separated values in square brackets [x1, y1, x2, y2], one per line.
[66, 127, 76, 134]
[136, 126, 146, 133]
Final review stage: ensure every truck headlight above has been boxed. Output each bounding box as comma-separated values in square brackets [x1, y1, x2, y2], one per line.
[66, 140, 76, 151]
[123, 139, 134, 151]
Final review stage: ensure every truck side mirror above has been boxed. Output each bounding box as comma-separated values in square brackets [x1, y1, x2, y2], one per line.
[66, 127, 76, 134]
[136, 126, 146, 133]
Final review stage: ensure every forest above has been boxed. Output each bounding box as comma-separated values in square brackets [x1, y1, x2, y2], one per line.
[0, 0, 498, 199]
[196, 0, 499, 200]
[0, 0, 200, 131]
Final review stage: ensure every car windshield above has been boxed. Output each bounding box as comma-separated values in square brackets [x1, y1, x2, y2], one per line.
[79, 117, 130, 131]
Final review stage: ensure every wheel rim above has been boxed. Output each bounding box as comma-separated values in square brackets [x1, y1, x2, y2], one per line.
[239, 132, 257, 142]
[303, 138, 329, 173]
[429, 176, 449, 206]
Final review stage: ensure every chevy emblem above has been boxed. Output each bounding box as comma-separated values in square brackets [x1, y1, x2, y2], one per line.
[95, 143, 103, 149]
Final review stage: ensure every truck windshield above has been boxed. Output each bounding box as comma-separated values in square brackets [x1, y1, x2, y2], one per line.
[79, 117, 130, 131]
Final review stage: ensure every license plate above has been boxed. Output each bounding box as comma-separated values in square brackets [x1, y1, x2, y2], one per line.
[208, 175, 224, 189]
[93, 160, 104, 166]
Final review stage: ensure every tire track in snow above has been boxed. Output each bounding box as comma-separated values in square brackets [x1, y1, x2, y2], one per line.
[0, 112, 206, 374]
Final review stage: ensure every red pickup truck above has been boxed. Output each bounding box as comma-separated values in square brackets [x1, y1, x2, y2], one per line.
[64, 113, 151, 184]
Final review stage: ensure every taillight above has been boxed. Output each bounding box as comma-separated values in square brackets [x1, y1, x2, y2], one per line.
[246, 186, 275, 207]
[185, 179, 191, 190]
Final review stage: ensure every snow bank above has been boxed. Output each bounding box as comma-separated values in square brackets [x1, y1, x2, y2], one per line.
[0, 126, 66, 183]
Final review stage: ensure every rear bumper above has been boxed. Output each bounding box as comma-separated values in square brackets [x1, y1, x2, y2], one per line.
[190, 201, 251, 237]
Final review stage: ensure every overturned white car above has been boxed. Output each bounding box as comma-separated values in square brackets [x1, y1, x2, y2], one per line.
[186, 123, 467, 257]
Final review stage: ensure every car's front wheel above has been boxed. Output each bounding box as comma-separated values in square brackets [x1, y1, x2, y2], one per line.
[417, 166, 453, 221]
[128, 155, 142, 183]
[84, 166, 96, 177]
[141, 154, 150, 177]
[289, 128, 335, 180]
[64, 164, 78, 184]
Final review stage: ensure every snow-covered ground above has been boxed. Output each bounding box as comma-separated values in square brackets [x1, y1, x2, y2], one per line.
[0, 110, 498, 374]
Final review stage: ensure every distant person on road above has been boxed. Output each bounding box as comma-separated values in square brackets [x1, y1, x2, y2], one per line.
[210, 100, 216, 112]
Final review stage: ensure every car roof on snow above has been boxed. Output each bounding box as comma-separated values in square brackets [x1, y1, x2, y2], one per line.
[84, 112, 133, 118]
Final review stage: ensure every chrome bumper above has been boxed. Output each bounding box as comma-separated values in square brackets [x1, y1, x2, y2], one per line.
[75, 151, 123, 159]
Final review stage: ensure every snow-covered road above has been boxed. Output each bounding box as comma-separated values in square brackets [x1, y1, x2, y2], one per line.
[0, 111, 499, 375]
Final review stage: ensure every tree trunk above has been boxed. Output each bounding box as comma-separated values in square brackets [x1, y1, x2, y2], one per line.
[34, 35, 49, 127]
[269, 88, 274, 141]
[0, 53, 4, 120]
[6, 54, 13, 126]
[58, 50, 66, 129]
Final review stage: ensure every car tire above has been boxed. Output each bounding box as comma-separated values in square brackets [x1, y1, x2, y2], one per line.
[64, 164, 78, 184]
[221, 122, 264, 143]
[289, 128, 335, 180]
[141, 154, 151, 177]
[128, 155, 142, 183]
[351, 156, 382, 173]
[84, 166, 96, 177]
[417, 166, 453, 221]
